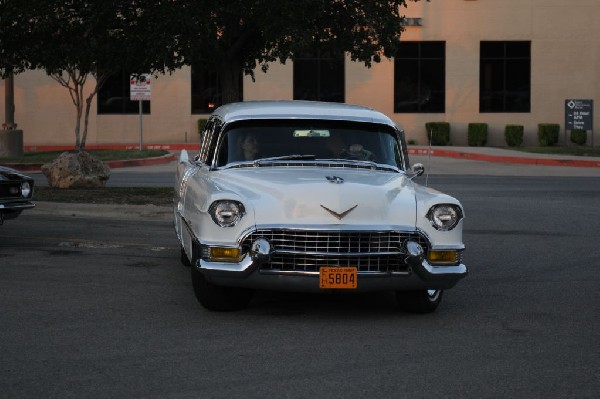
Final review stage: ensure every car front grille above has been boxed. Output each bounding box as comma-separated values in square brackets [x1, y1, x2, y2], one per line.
[241, 229, 430, 274]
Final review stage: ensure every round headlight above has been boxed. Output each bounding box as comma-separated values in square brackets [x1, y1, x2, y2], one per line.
[427, 204, 463, 231]
[21, 182, 32, 198]
[209, 200, 245, 227]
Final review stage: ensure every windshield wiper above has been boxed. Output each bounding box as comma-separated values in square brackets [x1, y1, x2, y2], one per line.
[319, 158, 402, 172]
[253, 154, 316, 166]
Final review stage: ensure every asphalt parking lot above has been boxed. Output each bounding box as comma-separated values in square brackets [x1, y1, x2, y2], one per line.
[2, 151, 599, 398]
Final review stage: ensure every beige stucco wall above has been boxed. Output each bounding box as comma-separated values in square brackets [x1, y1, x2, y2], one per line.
[1, 0, 599, 147]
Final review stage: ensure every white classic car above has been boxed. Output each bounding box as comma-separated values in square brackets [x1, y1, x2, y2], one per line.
[174, 101, 467, 312]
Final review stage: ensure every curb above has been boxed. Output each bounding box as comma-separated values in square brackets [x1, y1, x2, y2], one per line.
[408, 148, 600, 168]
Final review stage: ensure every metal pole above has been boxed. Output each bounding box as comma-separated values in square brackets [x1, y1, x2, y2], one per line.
[139, 100, 143, 150]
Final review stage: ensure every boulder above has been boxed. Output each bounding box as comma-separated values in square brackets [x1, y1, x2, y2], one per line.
[42, 151, 110, 188]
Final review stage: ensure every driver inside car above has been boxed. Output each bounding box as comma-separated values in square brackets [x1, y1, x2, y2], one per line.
[340, 143, 375, 161]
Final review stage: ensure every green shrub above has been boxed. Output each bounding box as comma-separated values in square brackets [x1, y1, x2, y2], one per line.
[425, 122, 451, 146]
[197, 118, 208, 135]
[570, 129, 587, 145]
[537, 123, 560, 146]
[504, 125, 524, 147]
[467, 123, 488, 146]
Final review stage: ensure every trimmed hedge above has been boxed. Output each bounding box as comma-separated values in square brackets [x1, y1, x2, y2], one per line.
[425, 122, 451, 146]
[570, 129, 587, 145]
[467, 123, 488, 146]
[504, 125, 524, 147]
[538, 123, 560, 146]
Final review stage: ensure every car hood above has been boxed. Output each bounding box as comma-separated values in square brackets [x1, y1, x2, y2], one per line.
[0, 165, 32, 181]
[208, 167, 417, 228]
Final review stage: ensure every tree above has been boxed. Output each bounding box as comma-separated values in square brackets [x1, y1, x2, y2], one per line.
[1, 0, 428, 150]
[0, 0, 181, 151]
[171, 0, 427, 103]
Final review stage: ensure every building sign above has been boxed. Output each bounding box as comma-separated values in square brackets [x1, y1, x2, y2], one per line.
[130, 74, 152, 101]
[565, 99, 593, 130]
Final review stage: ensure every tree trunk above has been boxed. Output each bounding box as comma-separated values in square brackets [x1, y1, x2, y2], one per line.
[3, 73, 16, 129]
[1, 73, 24, 158]
[81, 96, 92, 149]
[219, 57, 243, 105]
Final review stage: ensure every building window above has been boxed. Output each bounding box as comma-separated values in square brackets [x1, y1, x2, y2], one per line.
[97, 70, 150, 114]
[480, 41, 530, 113]
[394, 41, 446, 113]
[293, 50, 345, 102]
[191, 66, 243, 114]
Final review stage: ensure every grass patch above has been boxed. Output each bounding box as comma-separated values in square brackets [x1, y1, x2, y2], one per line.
[35, 187, 174, 206]
[0, 149, 169, 163]
[503, 146, 600, 157]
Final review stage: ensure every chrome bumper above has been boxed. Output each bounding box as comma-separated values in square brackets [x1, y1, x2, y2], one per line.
[196, 256, 467, 292]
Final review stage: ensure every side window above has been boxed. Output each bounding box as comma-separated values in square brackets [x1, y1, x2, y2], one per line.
[191, 65, 243, 114]
[480, 41, 531, 113]
[198, 119, 214, 163]
[203, 120, 222, 166]
[394, 41, 446, 113]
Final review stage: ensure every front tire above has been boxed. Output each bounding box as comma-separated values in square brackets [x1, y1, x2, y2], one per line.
[190, 266, 253, 311]
[396, 289, 443, 314]
[180, 245, 191, 267]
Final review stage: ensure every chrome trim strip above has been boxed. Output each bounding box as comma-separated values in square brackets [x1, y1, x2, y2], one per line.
[259, 270, 411, 277]
[275, 250, 403, 257]
[0, 201, 35, 211]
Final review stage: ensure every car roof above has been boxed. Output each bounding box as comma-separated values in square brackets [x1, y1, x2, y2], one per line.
[211, 101, 397, 127]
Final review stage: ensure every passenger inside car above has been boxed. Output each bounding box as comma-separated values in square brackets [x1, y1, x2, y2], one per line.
[236, 132, 261, 161]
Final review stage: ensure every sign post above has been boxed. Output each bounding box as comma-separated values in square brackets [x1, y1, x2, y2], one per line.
[130, 74, 152, 150]
[565, 99, 594, 148]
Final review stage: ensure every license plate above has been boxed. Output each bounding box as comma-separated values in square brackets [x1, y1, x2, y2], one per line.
[319, 267, 357, 289]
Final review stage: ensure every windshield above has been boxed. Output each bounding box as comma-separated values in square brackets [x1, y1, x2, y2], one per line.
[215, 119, 405, 169]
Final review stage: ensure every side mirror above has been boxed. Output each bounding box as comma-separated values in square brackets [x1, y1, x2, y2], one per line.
[412, 163, 425, 177]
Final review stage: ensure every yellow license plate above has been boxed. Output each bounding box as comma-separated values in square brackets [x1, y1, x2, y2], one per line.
[319, 267, 357, 289]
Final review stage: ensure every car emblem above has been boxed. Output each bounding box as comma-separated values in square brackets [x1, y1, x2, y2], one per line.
[326, 176, 344, 184]
[320, 204, 358, 220]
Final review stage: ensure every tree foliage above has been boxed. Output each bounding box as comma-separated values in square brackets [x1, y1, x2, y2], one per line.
[1, 0, 180, 149]
[1, 0, 427, 148]
[168, 0, 426, 102]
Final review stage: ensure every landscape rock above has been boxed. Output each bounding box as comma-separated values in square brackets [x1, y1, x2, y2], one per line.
[42, 151, 110, 188]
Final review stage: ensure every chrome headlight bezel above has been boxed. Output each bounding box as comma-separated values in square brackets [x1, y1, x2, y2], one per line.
[426, 204, 463, 231]
[208, 200, 245, 227]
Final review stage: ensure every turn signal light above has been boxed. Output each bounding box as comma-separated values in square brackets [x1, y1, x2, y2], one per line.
[209, 247, 241, 261]
[427, 251, 458, 264]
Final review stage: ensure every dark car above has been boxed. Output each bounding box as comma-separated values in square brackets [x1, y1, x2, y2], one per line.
[0, 165, 35, 225]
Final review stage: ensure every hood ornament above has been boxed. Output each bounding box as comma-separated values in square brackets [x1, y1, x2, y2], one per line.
[326, 176, 344, 184]
[320, 204, 358, 220]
